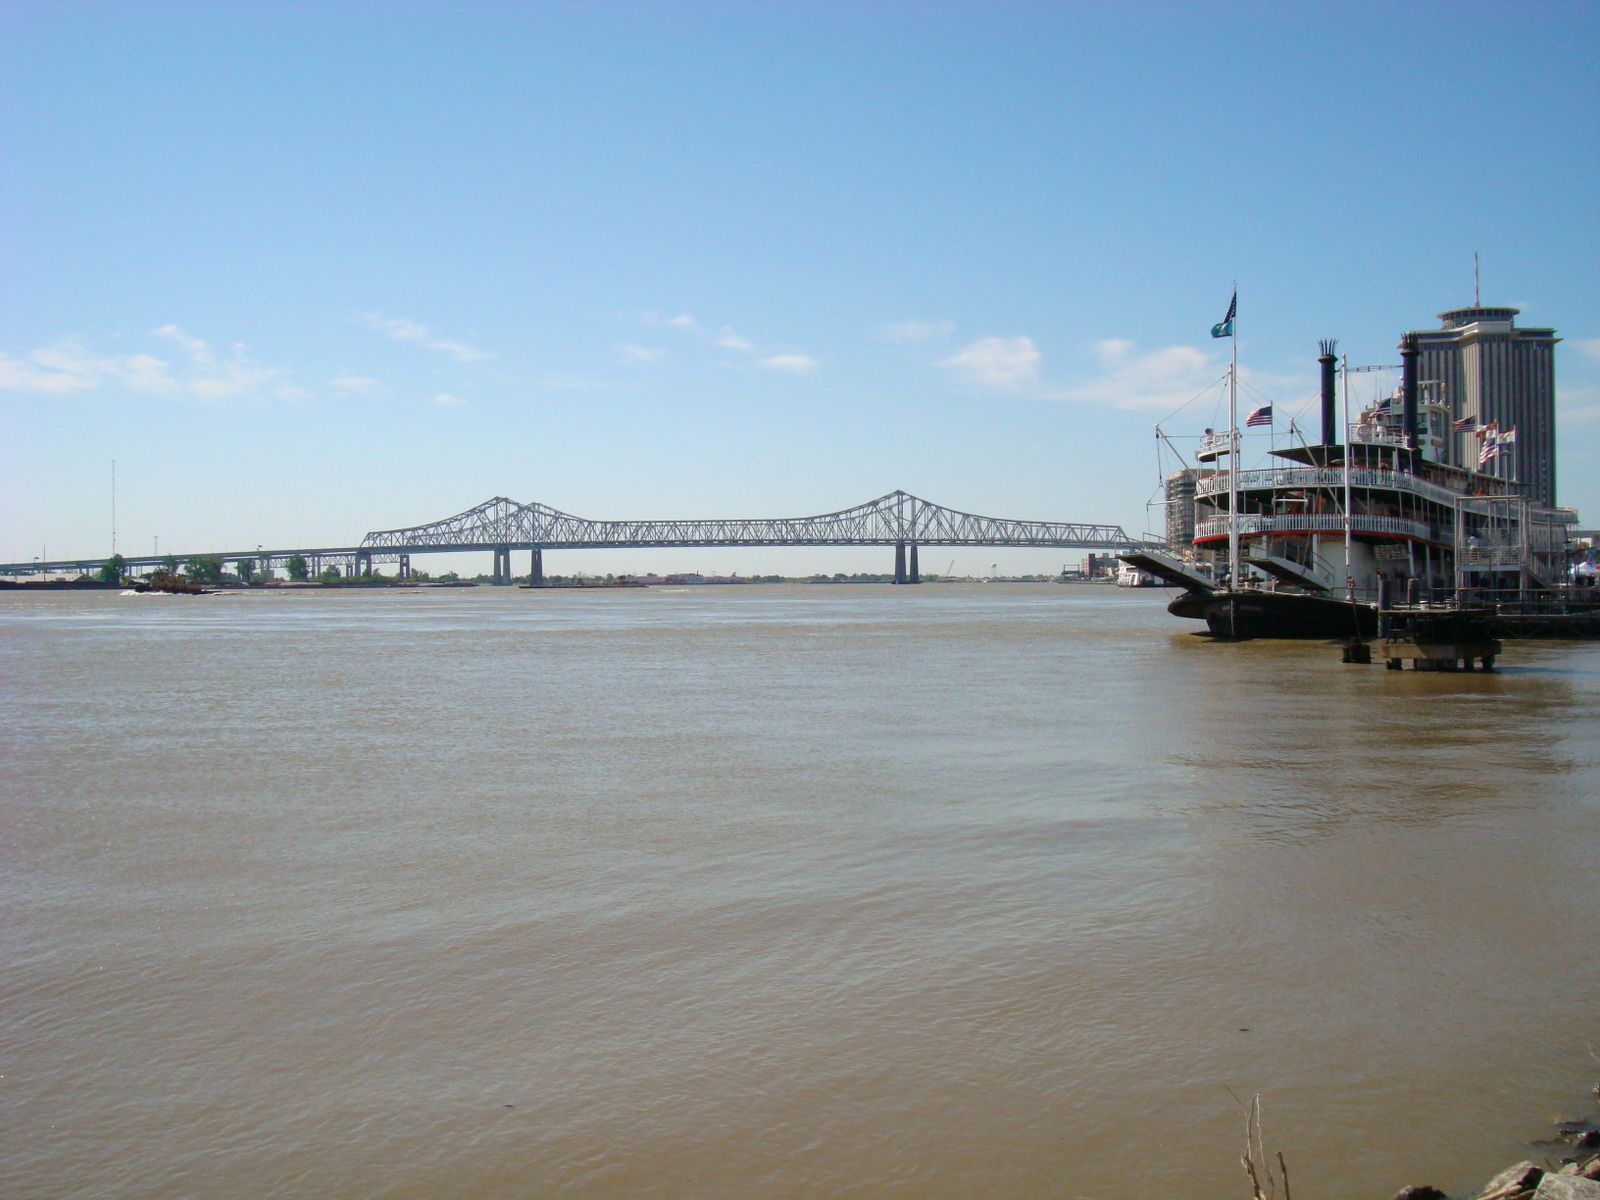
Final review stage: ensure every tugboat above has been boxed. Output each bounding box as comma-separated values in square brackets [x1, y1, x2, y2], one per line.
[131, 571, 212, 595]
[1119, 298, 1580, 639]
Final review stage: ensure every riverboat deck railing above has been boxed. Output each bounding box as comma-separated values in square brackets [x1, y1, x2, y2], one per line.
[1194, 513, 1432, 542]
[1195, 467, 1463, 507]
[1351, 425, 1409, 448]
[1461, 587, 1600, 609]
[1459, 545, 1525, 568]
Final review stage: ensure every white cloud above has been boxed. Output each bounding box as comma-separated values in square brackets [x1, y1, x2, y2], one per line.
[1046, 340, 1222, 411]
[367, 314, 428, 340]
[939, 336, 1042, 389]
[884, 319, 956, 343]
[1, 330, 289, 401]
[1558, 385, 1600, 422]
[646, 309, 816, 372]
[355, 312, 490, 363]
[641, 311, 697, 331]
[186, 343, 279, 399]
[330, 375, 381, 393]
[108, 352, 181, 394]
[433, 392, 466, 405]
[760, 354, 819, 374]
[1094, 338, 1136, 362]
[429, 338, 489, 364]
[1575, 338, 1600, 361]
[4, 340, 182, 396]
[151, 324, 213, 365]
[190, 364, 276, 399]
[0, 345, 101, 393]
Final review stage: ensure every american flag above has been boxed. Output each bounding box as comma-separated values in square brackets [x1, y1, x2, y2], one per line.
[1452, 416, 1477, 433]
[1244, 404, 1272, 427]
[1480, 426, 1516, 466]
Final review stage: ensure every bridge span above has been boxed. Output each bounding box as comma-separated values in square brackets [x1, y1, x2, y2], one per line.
[4, 490, 1152, 583]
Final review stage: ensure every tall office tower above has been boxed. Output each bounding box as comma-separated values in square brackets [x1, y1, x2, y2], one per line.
[1406, 306, 1559, 506]
[1164, 468, 1197, 550]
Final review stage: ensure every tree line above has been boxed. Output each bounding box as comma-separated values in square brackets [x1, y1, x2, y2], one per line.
[93, 552, 450, 584]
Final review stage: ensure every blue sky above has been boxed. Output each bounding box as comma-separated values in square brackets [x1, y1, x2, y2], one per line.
[3, 1, 1597, 576]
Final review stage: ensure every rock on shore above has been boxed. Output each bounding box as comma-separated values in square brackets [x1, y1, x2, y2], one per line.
[1391, 1099, 1600, 1200]
[1533, 1177, 1600, 1200]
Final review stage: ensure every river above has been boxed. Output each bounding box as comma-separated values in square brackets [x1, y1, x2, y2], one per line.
[3, 584, 1597, 1199]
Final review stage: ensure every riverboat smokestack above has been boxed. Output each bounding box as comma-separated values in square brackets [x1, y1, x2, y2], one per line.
[1400, 333, 1420, 449]
[1319, 340, 1338, 447]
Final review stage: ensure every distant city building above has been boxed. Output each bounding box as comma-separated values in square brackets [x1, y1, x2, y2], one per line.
[1164, 468, 1197, 550]
[1080, 553, 1116, 579]
[1407, 306, 1559, 506]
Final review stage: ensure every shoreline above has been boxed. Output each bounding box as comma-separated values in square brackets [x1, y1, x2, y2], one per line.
[1392, 1079, 1600, 1200]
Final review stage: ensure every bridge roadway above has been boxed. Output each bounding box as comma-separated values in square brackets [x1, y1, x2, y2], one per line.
[2, 490, 1150, 583]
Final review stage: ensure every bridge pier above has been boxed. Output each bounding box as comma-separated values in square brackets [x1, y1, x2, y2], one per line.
[492, 547, 511, 585]
[530, 547, 544, 587]
[909, 543, 920, 584]
[894, 541, 906, 584]
[398, 554, 410, 580]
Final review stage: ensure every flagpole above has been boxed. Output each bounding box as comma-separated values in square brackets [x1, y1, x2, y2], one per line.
[1342, 353, 1353, 602]
[1228, 285, 1240, 598]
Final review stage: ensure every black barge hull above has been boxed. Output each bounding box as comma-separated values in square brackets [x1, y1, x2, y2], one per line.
[1168, 590, 1376, 639]
[1169, 590, 1600, 640]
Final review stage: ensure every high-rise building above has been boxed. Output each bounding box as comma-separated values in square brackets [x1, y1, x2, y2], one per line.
[1406, 306, 1559, 505]
[1164, 468, 1196, 550]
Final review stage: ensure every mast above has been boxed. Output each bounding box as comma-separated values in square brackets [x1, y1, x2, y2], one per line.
[1228, 288, 1240, 592]
[1342, 354, 1353, 598]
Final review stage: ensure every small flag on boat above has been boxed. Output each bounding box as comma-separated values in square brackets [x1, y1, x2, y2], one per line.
[1452, 416, 1478, 433]
[1244, 404, 1272, 427]
[1478, 427, 1509, 465]
[1211, 291, 1236, 339]
[1473, 421, 1498, 440]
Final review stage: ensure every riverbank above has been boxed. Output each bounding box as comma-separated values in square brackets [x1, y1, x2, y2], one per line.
[1390, 1081, 1600, 1200]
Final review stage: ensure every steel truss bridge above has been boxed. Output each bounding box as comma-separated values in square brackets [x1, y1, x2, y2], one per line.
[3, 490, 1148, 583]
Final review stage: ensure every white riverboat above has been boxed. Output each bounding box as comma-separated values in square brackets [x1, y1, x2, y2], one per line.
[1120, 304, 1581, 638]
[1115, 561, 1158, 588]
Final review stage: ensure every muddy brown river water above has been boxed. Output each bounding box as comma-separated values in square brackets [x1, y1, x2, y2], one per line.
[3, 584, 1597, 1199]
